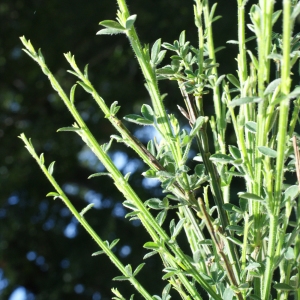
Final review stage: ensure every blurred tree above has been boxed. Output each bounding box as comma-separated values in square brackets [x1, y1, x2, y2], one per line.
[0, 0, 252, 299]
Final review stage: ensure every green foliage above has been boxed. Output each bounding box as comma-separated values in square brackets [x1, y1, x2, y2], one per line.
[18, 0, 300, 300]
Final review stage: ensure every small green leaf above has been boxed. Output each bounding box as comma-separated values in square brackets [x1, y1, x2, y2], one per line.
[273, 283, 295, 291]
[155, 50, 167, 66]
[291, 2, 300, 21]
[227, 40, 239, 44]
[124, 114, 153, 125]
[169, 219, 175, 237]
[223, 203, 244, 214]
[198, 239, 213, 245]
[229, 96, 261, 107]
[77, 81, 93, 93]
[215, 74, 226, 86]
[264, 78, 281, 96]
[247, 50, 259, 70]
[151, 39, 161, 65]
[123, 200, 139, 211]
[245, 262, 261, 270]
[110, 101, 121, 115]
[171, 218, 186, 238]
[125, 15, 137, 30]
[272, 10, 282, 25]
[83, 64, 89, 79]
[39, 153, 45, 165]
[238, 192, 264, 201]
[222, 288, 235, 300]
[141, 104, 155, 122]
[162, 271, 177, 280]
[88, 172, 111, 179]
[101, 139, 113, 153]
[190, 116, 207, 137]
[133, 263, 145, 276]
[226, 225, 244, 233]
[125, 264, 132, 276]
[179, 30, 185, 46]
[195, 164, 205, 177]
[99, 20, 125, 30]
[96, 28, 125, 35]
[162, 42, 177, 51]
[144, 242, 160, 250]
[162, 284, 171, 300]
[147, 140, 156, 156]
[125, 211, 139, 219]
[91, 250, 104, 256]
[57, 127, 82, 132]
[227, 74, 240, 88]
[46, 192, 60, 198]
[113, 276, 129, 281]
[142, 169, 157, 178]
[284, 185, 299, 201]
[210, 154, 235, 164]
[143, 251, 157, 259]
[156, 210, 167, 226]
[257, 146, 277, 157]
[124, 172, 131, 181]
[80, 203, 94, 217]
[288, 86, 300, 99]
[110, 239, 120, 249]
[145, 198, 163, 210]
[48, 161, 55, 175]
[156, 66, 176, 75]
[284, 247, 294, 260]
[70, 84, 77, 105]
[226, 236, 243, 246]
[228, 145, 241, 159]
[245, 121, 257, 133]
[111, 134, 123, 142]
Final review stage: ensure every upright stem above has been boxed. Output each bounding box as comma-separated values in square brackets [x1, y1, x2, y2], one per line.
[116, 0, 181, 166]
[263, 0, 291, 298]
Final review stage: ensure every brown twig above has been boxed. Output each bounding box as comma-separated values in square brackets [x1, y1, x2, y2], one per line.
[292, 135, 300, 190]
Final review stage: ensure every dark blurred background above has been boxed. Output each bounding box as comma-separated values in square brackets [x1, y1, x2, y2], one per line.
[0, 0, 295, 299]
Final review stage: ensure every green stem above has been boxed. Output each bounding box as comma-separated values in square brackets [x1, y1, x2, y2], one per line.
[19, 133, 153, 300]
[116, 0, 181, 166]
[263, 0, 291, 298]
[20, 36, 220, 300]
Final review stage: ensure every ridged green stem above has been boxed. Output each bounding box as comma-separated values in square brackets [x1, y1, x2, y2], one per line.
[262, 0, 291, 298]
[19, 133, 154, 300]
[20, 35, 220, 300]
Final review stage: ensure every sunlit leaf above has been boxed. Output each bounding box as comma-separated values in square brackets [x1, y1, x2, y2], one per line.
[238, 192, 264, 201]
[125, 15, 137, 30]
[257, 146, 277, 157]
